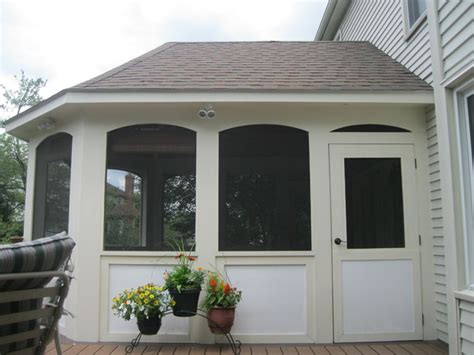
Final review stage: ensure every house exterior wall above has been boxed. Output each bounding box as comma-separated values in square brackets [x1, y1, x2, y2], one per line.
[438, 1, 474, 83]
[21, 102, 434, 343]
[337, 0, 433, 84]
[457, 295, 474, 355]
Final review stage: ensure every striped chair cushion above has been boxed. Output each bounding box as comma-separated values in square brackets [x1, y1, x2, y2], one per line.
[0, 232, 75, 291]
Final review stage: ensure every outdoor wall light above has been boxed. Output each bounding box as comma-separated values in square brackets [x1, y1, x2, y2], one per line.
[198, 105, 216, 119]
[37, 117, 56, 131]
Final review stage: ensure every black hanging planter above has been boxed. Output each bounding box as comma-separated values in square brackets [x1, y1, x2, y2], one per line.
[168, 288, 201, 317]
[136, 316, 162, 335]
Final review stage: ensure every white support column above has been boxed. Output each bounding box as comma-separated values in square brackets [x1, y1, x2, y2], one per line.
[22, 138, 40, 241]
[194, 128, 219, 343]
[310, 131, 333, 343]
[66, 119, 107, 341]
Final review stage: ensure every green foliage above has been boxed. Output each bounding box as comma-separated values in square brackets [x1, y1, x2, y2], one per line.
[1, 70, 46, 117]
[0, 131, 27, 241]
[0, 70, 45, 241]
[163, 174, 196, 249]
[201, 271, 242, 311]
[0, 220, 23, 244]
[164, 242, 205, 292]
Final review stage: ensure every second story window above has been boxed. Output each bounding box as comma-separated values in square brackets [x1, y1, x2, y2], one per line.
[403, 0, 427, 37]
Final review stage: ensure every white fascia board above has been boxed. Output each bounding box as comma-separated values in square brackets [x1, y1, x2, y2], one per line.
[5, 90, 434, 132]
[66, 91, 434, 104]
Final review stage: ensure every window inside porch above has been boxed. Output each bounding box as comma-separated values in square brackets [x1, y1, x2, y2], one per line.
[32, 133, 72, 239]
[104, 125, 196, 251]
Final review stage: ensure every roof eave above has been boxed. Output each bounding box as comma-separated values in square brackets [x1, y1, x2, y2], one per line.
[315, 0, 352, 41]
[5, 89, 434, 136]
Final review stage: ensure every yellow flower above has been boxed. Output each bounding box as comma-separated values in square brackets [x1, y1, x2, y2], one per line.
[170, 300, 176, 306]
[154, 300, 159, 306]
[144, 299, 149, 304]
[145, 291, 150, 296]
[139, 293, 144, 299]
[150, 294, 155, 299]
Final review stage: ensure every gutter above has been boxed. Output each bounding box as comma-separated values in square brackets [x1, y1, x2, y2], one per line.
[315, 0, 338, 41]
[314, 0, 352, 41]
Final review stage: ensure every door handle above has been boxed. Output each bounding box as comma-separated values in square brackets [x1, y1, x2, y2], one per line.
[334, 238, 347, 245]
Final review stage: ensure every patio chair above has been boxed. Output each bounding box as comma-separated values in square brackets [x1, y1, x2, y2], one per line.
[0, 232, 75, 354]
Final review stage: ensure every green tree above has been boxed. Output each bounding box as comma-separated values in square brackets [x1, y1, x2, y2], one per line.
[0, 71, 47, 242]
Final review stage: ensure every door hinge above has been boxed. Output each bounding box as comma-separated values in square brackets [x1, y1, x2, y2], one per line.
[414, 159, 418, 169]
[419, 234, 422, 246]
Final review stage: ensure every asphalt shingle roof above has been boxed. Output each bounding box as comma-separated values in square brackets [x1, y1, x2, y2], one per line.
[74, 41, 432, 92]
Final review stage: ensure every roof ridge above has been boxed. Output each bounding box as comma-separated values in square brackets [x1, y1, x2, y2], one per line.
[74, 42, 178, 88]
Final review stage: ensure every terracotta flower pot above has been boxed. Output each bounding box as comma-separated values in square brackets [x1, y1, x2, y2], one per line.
[207, 307, 235, 334]
[137, 316, 162, 335]
[168, 288, 201, 317]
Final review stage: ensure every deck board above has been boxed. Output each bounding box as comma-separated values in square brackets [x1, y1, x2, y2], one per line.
[338, 344, 361, 354]
[383, 344, 410, 355]
[50, 340, 448, 354]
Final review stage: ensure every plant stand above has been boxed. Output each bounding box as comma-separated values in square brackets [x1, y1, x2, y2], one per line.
[125, 309, 241, 354]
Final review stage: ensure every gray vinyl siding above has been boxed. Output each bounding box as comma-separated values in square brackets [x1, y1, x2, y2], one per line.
[338, 0, 433, 84]
[426, 105, 449, 343]
[438, 1, 474, 81]
[459, 299, 474, 355]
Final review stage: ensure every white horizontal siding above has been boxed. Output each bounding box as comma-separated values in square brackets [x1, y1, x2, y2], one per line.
[339, 0, 433, 84]
[426, 105, 449, 343]
[459, 300, 474, 355]
[438, 0, 474, 81]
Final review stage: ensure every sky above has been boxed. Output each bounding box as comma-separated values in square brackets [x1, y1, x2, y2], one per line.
[0, 0, 327, 103]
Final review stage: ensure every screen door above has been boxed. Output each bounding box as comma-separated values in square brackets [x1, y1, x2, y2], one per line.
[330, 144, 423, 342]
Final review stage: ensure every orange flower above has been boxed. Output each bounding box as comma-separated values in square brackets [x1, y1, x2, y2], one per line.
[209, 278, 217, 288]
[187, 256, 196, 261]
[175, 253, 184, 259]
[224, 284, 231, 294]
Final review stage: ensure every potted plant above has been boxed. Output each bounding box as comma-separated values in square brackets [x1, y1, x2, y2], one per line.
[112, 283, 173, 335]
[201, 272, 242, 334]
[164, 248, 205, 317]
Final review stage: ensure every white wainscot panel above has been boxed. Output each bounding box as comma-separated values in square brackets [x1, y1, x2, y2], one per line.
[108, 264, 188, 335]
[342, 260, 415, 334]
[225, 265, 307, 335]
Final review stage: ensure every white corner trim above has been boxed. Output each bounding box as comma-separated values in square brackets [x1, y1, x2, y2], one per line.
[4, 90, 435, 133]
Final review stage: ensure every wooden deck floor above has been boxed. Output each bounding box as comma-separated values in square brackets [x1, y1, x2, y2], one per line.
[47, 341, 448, 354]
